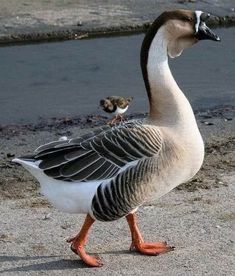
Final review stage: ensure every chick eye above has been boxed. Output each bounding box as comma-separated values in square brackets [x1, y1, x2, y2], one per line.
[184, 17, 193, 22]
[201, 13, 210, 22]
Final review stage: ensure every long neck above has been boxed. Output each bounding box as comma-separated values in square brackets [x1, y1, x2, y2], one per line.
[142, 27, 195, 127]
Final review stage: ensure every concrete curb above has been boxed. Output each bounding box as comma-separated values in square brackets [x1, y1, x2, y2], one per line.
[0, 14, 235, 45]
[0, 0, 234, 45]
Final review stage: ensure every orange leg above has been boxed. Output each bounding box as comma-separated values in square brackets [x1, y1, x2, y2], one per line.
[126, 213, 174, 255]
[107, 114, 124, 125]
[67, 214, 102, 267]
[117, 114, 124, 122]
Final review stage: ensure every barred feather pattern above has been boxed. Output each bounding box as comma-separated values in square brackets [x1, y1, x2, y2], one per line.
[33, 120, 163, 183]
[91, 137, 181, 221]
[91, 157, 157, 221]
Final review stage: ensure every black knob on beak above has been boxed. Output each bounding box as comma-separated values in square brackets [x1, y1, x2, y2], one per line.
[195, 22, 220, 42]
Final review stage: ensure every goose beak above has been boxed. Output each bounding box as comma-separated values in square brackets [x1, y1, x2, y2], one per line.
[195, 22, 220, 42]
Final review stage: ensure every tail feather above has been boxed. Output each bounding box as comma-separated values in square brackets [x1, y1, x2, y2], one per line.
[12, 158, 44, 184]
[12, 157, 40, 170]
[13, 154, 35, 161]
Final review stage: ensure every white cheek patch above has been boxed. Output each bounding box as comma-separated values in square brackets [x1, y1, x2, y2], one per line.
[195, 10, 203, 33]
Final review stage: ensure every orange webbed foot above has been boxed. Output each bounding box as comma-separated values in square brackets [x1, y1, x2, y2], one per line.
[67, 237, 103, 267]
[130, 241, 174, 255]
[126, 213, 174, 256]
[66, 214, 103, 267]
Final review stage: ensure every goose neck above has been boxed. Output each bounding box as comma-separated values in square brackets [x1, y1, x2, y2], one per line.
[145, 27, 193, 125]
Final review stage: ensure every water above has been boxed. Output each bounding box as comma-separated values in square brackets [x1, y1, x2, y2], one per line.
[0, 28, 234, 124]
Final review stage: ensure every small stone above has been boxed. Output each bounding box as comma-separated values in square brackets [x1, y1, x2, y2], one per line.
[86, 117, 94, 123]
[61, 222, 71, 229]
[200, 121, 214, 125]
[62, 117, 73, 124]
[6, 153, 15, 158]
[205, 121, 214, 125]
[0, 234, 15, 242]
[224, 117, 232, 121]
[74, 33, 89, 39]
[42, 213, 51, 220]
[200, 113, 212, 119]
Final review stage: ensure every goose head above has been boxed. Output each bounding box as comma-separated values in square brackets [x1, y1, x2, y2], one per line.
[165, 10, 220, 58]
[143, 10, 220, 59]
[141, 10, 220, 120]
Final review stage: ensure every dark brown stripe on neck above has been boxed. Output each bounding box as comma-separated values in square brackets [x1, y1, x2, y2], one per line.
[140, 10, 194, 103]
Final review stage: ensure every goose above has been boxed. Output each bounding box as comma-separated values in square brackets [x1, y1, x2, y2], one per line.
[13, 9, 220, 267]
[100, 96, 133, 124]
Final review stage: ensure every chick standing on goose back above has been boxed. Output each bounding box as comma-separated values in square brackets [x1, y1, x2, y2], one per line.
[100, 96, 133, 124]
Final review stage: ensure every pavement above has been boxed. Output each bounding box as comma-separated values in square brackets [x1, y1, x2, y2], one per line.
[0, 179, 234, 276]
[0, 0, 235, 44]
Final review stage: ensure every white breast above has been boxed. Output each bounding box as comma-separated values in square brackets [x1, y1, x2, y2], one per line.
[113, 106, 128, 115]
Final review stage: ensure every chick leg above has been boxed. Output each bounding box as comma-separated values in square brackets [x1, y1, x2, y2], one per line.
[107, 114, 125, 125]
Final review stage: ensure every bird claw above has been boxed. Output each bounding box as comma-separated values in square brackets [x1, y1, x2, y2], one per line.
[107, 114, 125, 125]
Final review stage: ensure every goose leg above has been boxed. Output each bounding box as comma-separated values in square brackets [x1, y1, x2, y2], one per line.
[67, 214, 103, 267]
[126, 213, 174, 255]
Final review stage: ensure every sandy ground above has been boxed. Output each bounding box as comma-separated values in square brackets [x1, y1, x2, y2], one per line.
[0, 108, 234, 275]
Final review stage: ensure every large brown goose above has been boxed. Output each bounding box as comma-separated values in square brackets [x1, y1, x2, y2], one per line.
[13, 10, 220, 267]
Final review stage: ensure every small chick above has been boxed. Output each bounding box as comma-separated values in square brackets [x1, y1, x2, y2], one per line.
[100, 96, 133, 125]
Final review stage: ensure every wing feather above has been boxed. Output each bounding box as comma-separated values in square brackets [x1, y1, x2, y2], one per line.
[61, 152, 100, 177]
[34, 120, 163, 182]
[86, 161, 115, 180]
[68, 158, 106, 181]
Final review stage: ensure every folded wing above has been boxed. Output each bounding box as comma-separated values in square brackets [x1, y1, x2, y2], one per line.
[33, 121, 163, 182]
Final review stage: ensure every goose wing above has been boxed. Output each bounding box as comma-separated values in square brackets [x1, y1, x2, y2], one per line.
[34, 121, 163, 182]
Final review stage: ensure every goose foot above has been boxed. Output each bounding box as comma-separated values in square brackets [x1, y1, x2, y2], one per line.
[126, 213, 174, 256]
[130, 240, 174, 255]
[69, 242, 103, 267]
[67, 214, 103, 267]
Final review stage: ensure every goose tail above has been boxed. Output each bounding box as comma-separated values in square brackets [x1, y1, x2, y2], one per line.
[12, 157, 42, 179]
